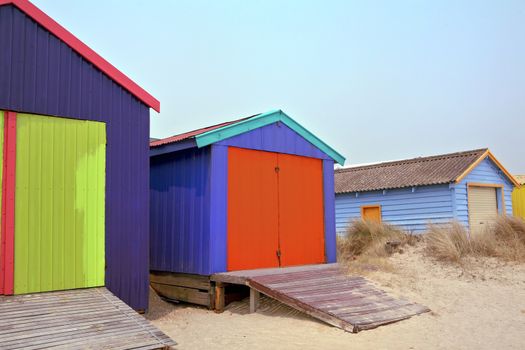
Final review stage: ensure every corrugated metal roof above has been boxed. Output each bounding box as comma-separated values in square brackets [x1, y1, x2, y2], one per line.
[150, 115, 257, 148]
[335, 149, 488, 193]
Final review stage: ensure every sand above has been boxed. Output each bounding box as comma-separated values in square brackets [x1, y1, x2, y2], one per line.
[146, 245, 525, 350]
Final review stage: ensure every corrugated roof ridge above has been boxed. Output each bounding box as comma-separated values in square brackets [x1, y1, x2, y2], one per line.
[335, 148, 488, 174]
[150, 114, 259, 147]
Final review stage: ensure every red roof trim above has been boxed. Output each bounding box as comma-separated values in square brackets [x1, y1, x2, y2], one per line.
[0, 0, 160, 112]
[150, 115, 255, 148]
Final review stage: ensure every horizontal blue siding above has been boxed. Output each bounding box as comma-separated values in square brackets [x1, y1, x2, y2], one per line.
[335, 184, 454, 234]
[150, 147, 212, 275]
[455, 157, 514, 229]
[216, 121, 331, 160]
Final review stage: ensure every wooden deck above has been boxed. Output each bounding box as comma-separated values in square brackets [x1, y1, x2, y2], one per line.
[0, 288, 176, 349]
[212, 263, 429, 332]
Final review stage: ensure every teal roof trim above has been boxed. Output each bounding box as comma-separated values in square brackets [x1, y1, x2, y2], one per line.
[194, 110, 346, 165]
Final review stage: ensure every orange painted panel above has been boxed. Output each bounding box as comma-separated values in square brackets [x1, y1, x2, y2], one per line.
[362, 206, 381, 222]
[227, 147, 279, 271]
[278, 153, 325, 267]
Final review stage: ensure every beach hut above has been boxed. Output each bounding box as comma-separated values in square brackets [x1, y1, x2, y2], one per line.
[149, 110, 345, 307]
[335, 149, 519, 235]
[512, 175, 525, 219]
[0, 0, 158, 311]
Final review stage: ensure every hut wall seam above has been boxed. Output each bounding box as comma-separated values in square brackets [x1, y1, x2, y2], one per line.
[209, 144, 228, 274]
[322, 160, 336, 262]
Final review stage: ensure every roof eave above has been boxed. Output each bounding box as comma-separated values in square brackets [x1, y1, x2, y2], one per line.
[455, 150, 519, 187]
[150, 138, 197, 157]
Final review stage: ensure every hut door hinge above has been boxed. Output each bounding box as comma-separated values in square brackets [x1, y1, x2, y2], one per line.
[276, 249, 281, 258]
[274, 166, 280, 173]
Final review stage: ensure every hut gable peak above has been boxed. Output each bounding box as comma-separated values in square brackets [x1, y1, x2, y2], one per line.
[0, 0, 159, 111]
[151, 110, 346, 165]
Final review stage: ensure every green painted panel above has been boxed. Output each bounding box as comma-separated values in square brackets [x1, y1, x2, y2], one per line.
[14, 114, 106, 294]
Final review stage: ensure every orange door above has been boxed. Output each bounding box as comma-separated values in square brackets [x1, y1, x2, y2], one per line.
[278, 153, 325, 267]
[227, 148, 279, 271]
[361, 205, 381, 222]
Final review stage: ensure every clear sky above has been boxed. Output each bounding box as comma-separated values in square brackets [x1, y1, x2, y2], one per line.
[33, 0, 525, 173]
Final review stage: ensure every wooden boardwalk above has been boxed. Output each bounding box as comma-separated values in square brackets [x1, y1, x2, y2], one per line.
[212, 263, 429, 332]
[0, 288, 176, 349]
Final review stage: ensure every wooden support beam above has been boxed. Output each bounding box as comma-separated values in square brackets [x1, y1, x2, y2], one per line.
[249, 288, 260, 313]
[214, 282, 225, 313]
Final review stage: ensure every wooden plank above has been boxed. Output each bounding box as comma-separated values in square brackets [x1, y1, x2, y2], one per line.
[0, 288, 176, 349]
[249, 288, 260, 313]
[151, 282, 210, 307]
[214, 282, 225, 313]
[150, 271, 211, 291]
[233, 263, 430, 333]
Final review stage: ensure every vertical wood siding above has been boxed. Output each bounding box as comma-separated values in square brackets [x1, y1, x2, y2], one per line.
[150, 147, 212, 275]
[335, 184, 454, 234]
[512, 187, 525, 219]
[0, 5, 150, 309]
[455, 157, 514, 230]
[14, 114, 105, 294]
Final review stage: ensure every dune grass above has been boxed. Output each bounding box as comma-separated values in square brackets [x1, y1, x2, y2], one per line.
[425, 216, 525, 263]
[339, 216, 525, 270]
[337, 220, 418, 271]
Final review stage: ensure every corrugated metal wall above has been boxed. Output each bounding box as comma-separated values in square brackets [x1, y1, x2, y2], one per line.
[512, 187, 525, 219]
[335, 184, 455, 234]
[0, 5, 150, 309]
[14, 114, 105, 294]
[322, 159, 337, 263]
[150, 147, 212, 275]
[150, 128, 339, 274]
[455, 157, 514, 229]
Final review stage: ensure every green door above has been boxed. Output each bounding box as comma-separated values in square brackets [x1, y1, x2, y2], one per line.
[14, 113, 106, 294]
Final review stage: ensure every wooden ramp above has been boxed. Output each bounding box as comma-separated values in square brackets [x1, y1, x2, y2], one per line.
[212, 263, 429, 333]
[0, 288, 176, 349]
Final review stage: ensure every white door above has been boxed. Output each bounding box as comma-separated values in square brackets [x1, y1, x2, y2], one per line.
[469, 186, 498, 234]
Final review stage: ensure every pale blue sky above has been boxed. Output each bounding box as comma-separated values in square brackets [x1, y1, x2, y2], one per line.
[33, 0, 525, 172]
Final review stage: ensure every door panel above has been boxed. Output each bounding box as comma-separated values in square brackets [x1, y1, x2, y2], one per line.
[278, 153, 325, 267]
[469, 186, 498, 235]
[227, 147, 279, 271]
[14, 114, 106, 294]
[362, 206, 381, 222]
